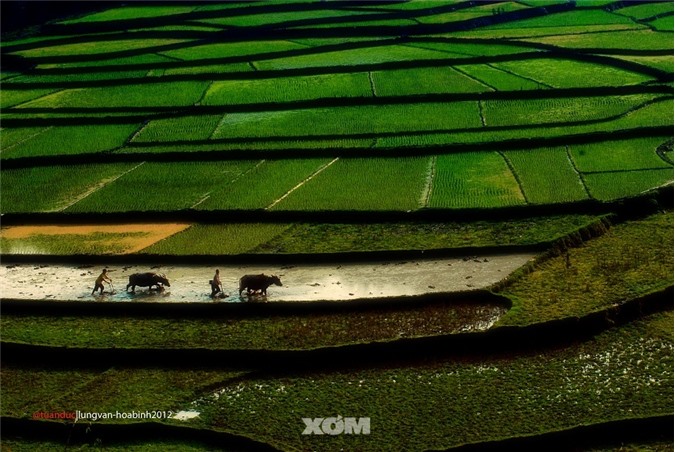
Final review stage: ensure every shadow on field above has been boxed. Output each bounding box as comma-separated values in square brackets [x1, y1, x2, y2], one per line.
[2, 2, 576, 65]
[3, 50, 670, 95]
[1, 93, 670, 131]
[38, 0, 409, 35]
[0, 286, 671, 370]
[37, 0, 506, 36]
[2, 125, 673, 177]
[5, 86, 671, 114]
[1, 185, 670, 232]
[6, 36, 670, 82]
[5, 0, 557, 50]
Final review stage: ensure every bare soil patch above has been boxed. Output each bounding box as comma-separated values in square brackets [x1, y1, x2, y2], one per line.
[1, 223, 192, 254]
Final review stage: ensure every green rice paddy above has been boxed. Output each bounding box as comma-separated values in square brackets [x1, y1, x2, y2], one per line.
[503, 147, 588, 204]
[569, 136, 673, 172]
[0, 0, 672, 450]
[427, 152, 525, 208]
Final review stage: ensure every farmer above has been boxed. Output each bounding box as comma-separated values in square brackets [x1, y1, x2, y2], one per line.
[92, 268, 112, 295]
[210, 269, 223, 297]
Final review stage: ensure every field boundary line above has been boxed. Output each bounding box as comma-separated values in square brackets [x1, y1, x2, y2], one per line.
[183, 162, 269, 210]
[605, 6, 659, 32]
[452, 66, 498, 91]
[229, 160, 266, 185]
[478, 100, 486, 127]
[55, 162, 146, 212]
[486, 63, 554, 89]
[154, 52, 184, 63]
[582, 167, 674, 175]
[195, 80, 214, 105]
[655, 153, 674, 165]
[497, 150, 529, 205]
[1, 126, 53, 153]
[125, 121, 150, 145]
[209, 114, 230, 139]
[655, 139, 673, 165]
[616, 96, 672, 120]
[421, 155, 437, 207]
[0, 73, 23, 82]
[565, 145, 592, 200]
[266, 157, 339, 209]
[191, 192, 212, 209]
[285, 39, 313, 48]
[368, 71, 377, 97]
[190, 159, 270, 208]
[402, 41, 474, 58]
[212, 160, 268, 200]
[206, 160, 267, 204]
[8, 88, 67, 110]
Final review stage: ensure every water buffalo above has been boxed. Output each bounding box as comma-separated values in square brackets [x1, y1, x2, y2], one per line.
[126, 272, 170, 293]
[239, 274, 282, 296]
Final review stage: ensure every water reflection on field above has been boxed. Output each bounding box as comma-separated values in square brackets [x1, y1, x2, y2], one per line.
[0, 254, 535, 304]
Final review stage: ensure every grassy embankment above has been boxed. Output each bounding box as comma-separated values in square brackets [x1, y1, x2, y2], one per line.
[497, 211, 673, 326]
[0, 1, 673, 450]
[0, 214, 599, 255]
[2, 212, 670, 351]
[2, 311, 671, 451]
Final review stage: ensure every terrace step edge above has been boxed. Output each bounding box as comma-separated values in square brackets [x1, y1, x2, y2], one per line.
[1, 184, 671, 225]
[1, 286, 671, 369]
[0, 289, 508, 316]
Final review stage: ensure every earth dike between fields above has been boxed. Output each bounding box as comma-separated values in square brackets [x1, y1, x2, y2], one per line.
[0, 253, 534, 303]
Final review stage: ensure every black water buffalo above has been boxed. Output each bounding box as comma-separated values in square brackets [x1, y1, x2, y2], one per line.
[239, 274, 282, 296]
[126, 272, 170, 293]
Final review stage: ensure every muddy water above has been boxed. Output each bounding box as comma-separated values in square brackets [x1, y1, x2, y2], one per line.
[0, 253, 535, 303]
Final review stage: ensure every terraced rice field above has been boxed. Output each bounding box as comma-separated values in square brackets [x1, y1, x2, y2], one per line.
[0, 0, 672, 450]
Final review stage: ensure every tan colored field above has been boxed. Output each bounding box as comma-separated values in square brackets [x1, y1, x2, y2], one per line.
[1, 223, 191, 254]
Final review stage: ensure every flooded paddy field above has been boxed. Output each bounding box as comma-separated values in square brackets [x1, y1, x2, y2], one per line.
[0, 253, 536, 303]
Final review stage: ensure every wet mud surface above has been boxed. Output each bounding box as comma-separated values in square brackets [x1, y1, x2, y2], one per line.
[0, 253, 535, 303]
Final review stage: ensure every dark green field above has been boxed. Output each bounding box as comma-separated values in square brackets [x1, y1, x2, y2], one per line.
[0, 0, 672, 450]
